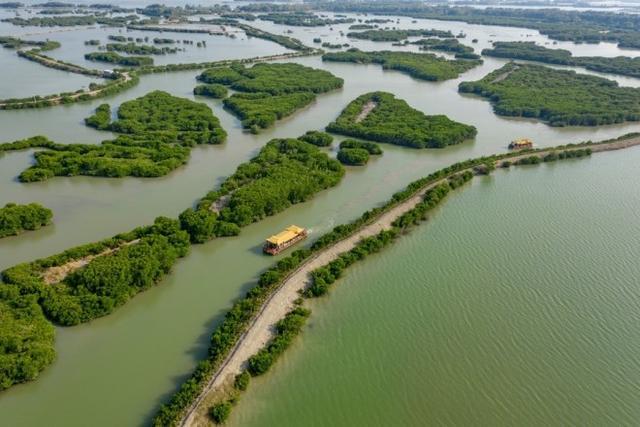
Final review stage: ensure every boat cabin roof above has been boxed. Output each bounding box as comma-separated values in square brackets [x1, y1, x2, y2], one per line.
[266, 225, 305, 245]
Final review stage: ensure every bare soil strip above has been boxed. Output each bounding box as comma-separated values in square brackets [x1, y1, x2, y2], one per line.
[491, 65, 520, 83]
[178, 135, 640, 426]
[355, 101, 377, 123]
[41, 239, 140, 285]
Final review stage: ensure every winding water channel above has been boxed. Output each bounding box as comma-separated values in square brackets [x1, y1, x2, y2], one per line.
[1, 8, 640, 426]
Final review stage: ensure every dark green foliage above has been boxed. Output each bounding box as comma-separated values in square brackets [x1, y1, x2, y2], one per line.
[259, 12, 354, 27]
[106, 42, 177, 55]
[0, 291, 55, 391]
[193, 84, 228, 99]
[179, 208, 217, 244]
[234, 370, 250, 391]
[176, 137, 343, 243]
[200, 63, 342, 131]
[85, 52, 153, 66]
[515, 155, 542, 165]
[84, 40, 100, 46]
[323, 49, 480, 81]
[337, 148, 369, 166]
[459, 63, 640, 126]
[196, 67, 245, 85]
[346, 28, 454, 42]
[2, 216, 190, 327]
[299, 131, 333, 147]
[2, 91, 226, 181]
[327, 92, 477, 148]
[349, 24, 375, 30]
[84, 103, 111, 130]
[0, 36, 60, 51]
[209, 138, 344, 228]
[223, 92, 315, 132]
[339, 139, 383, 155]
[237, 23, 309, 51]
[0, 203, 53, 238]
[483, 41, 640, 79]
[228, 63, 343, 95]
[247, 307, 310, 376]
[413, 38, 479, 60]
[209, 401, 232, 424]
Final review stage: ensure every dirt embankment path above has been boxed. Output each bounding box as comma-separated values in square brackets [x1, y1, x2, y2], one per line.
[179, 135, 640, 427]
[355, 101, 377, 123]
[41, 239, 140, 285]
[491, 64, 520, 83]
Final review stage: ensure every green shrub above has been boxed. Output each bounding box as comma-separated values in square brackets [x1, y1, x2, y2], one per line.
[337, 147, 370, 165]
[209, 401, 232, 424]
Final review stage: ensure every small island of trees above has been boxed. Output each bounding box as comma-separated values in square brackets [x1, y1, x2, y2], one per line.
[327, 91, 477, 148]
[0, 202, 53, 238]
[197, 63, 343, 132]
[322, 49, 481, 82]
[458, 62, 640, 126]
[1, 91, 226, 181]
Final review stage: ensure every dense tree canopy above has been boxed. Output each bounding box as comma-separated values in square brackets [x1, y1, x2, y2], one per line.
[223, 92, 316, 133]
[412, 38, 479, 60]
[327, 92, 477, 148]
[483, 41, 640, 79]
[2, 91, 226, 181]
[0, 203, 53, 238]
[197, 63, 343, 131]
[299, 130, 333, 147]
[337, 147, 370, 165]
[193, 84, 228, 99]
[339, 139, 383, 155]
[346, 28, 454, 42]
[458, 63, 640, 126]
[85, 51, 153, 66]
[322, 49, 481, 81]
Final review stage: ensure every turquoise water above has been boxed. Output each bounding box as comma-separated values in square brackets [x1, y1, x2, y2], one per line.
[230, 149, 640, 427]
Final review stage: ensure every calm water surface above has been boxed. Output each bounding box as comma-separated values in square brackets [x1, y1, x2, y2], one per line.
[1, 12, 640, 427]
[230, 148, 640, 427]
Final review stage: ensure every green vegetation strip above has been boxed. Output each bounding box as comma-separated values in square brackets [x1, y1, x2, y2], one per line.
[322, 49, 481, 82]
[327, 91, 477, 148]
[154, 134, 630, 426]
[346, 28, 454, 42]
[85, 52, 153, 66]
[0, 203, 52, 239]
[459, 62, 640, 127]
[483, 41, 640, 80]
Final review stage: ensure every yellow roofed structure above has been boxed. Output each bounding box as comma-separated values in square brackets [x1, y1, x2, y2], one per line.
[266, 225, 305, 246]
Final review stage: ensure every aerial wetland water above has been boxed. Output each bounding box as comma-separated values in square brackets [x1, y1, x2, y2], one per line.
[1, 8, 640, 427]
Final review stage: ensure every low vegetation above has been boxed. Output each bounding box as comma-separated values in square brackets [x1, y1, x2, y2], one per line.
[106, 42, 177, 55]
[346, 28, 454, 42]
[193, 84, 228, 99]
[412, 38, 479, 60]
[322, 49, 481, 81]
[85, 51, 153, 66]
[483, 41, 640, 79]
[258, 12, 354, 27]
[198, 63, 343, 131]
[337, 148, 370, 165]
[0, 203, 53, 239]
[458, 62, 640, 126]
[327, 91, 477, 148]
[299, 130, 333, 147]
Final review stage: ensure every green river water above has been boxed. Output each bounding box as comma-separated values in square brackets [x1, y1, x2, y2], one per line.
[1, 9, 640, 427]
